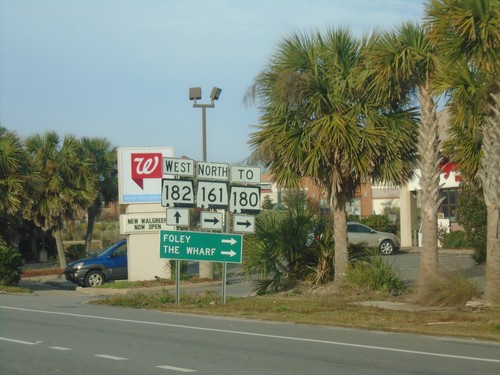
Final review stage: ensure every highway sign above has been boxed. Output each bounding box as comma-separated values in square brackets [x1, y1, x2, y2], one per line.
[233, 214, 255, 233]
[196, 181, 228, 209]
[201, 211, 223, 230]
[161, 179, 195, 208]
[229, 186, 261, 213]
[196, 161, 229, 181]
[159, 230, 242, 263]
[230, 166, 261, 184]
[166, 208, 190, 227]
[163, 157, 195, 177]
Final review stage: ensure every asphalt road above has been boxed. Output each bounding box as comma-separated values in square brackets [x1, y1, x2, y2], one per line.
[1, 291, 499, 375]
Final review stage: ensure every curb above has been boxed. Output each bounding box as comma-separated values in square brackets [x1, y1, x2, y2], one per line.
[400, 247, 474, 255]
[75, 280, 223, 296]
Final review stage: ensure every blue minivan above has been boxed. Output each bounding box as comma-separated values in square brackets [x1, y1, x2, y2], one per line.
[64, 239, 128, 287]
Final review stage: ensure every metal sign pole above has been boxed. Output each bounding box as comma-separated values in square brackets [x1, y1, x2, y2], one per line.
[222, 208, 231, 303]
[175, 259, 180, 305]
[222, 262, 227, 304]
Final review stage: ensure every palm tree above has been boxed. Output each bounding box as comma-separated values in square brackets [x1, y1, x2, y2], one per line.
[369, 22, 442, 295]
[24, 132, 97, 268]
[246, 28, 417, 288]
[0, 127, 29, 247]
[244, 197, 319, 294]
[80, 137, 118, 252]
[426, 0, 500, 302]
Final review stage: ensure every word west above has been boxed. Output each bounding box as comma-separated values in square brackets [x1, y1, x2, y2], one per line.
[161, 233, 215, 256]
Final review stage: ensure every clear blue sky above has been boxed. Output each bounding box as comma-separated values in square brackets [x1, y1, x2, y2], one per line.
[0, 0, 425, 164]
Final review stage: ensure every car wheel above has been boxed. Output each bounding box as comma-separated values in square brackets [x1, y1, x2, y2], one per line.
[85, 270, 105, 287]
[379, 240, 395, 255]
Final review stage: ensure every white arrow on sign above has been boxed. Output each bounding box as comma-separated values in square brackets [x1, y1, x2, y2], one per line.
[221, 238, 238, 245]
[221, 250, 237, 257]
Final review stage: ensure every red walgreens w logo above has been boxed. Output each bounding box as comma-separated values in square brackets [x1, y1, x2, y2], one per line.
[131, 153, 162, 189]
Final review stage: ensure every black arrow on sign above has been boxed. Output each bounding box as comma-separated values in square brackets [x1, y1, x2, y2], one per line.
[237, 220, 252, 228]
[174, 211, 181, 224]
[204, 216, 220, 225]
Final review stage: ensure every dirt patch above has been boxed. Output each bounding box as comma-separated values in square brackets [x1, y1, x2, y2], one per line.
[22, 268, 64, 278]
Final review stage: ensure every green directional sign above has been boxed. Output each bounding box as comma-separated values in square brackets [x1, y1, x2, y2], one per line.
[159, 230, 243, 263]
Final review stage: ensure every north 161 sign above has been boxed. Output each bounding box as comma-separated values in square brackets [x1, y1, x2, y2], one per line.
[196, 181, 228, 209]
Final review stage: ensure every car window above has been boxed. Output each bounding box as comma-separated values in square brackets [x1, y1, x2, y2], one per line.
[347, 224, 357, 233]
[357, 225, 372, 234]
[113, 244, 127, 257]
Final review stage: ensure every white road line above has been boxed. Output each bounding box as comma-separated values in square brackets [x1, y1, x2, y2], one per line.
[2, 305, 499, 364]
[0, 337, 38, 345]
[157, 365, 197, 372]
[95, 354, 128, 360]
[50, 346, 72, 351]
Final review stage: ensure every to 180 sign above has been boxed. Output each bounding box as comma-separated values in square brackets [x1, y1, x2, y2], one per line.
[229, 186, 260, 213]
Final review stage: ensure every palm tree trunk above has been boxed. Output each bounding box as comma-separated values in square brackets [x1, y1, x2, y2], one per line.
[417, 82, 440, 293]
[482, 91, 500, 303]
[332, 191, 349, 290]
[54, 224, 67, 269]
[85, 198, 101, 252]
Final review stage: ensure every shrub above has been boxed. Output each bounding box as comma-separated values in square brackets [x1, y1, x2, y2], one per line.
[66, 243, 87, 262]
[0, 246, 24, 286]
[361, 215, 396, 234]
[345, 253, 405, 294]
[417, 271, 481, 307]
[441, 230, 468, 249]
[457, 187, 487, 264]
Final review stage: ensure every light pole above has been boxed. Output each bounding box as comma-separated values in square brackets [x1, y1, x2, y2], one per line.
[189, 87, 222, 162]
[189, 86, 222, 279]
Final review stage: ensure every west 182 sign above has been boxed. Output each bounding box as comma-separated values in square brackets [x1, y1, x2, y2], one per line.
[161, 179, 195, 207]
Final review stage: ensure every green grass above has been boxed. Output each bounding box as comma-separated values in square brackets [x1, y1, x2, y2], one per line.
[0, 285, 32, 293]
[96, 277, 212, 289]
[91, 287, 500, 342]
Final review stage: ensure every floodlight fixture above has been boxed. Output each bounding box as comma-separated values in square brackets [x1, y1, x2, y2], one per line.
[189, 87, 202, 101]
[210, 87, 222, 100]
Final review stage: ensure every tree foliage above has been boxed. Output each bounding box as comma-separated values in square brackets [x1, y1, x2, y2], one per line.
[0, 127, 32, 248]
[80, 137, 118, 252]
[243, 191, 332, 294]
[369, 21, 443, 295]
[247, 28, 417, 288]
[457, 186, 487, 263]
[24, 132, 98, 268]
[426, 0, 500, 302]
[0, 246, 24, 286]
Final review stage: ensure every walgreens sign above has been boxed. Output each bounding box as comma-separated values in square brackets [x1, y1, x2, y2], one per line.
[118, 147, 174, 204]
